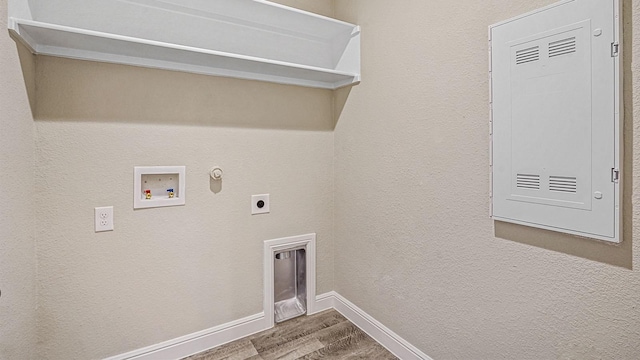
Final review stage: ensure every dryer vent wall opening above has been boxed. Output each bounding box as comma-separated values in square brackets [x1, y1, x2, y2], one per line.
[274, 248, 307, 323]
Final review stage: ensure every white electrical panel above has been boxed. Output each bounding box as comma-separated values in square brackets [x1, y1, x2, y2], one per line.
[134, 166, 186, 209]
[490, 0, 622, 242]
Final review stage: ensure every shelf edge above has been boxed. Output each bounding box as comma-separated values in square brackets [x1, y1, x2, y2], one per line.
[11, 18, 361, 89]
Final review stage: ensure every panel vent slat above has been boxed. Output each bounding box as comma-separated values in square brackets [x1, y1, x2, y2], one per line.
[517, 174, 540, 190]
[549, 37, 576, 58]
[549, 176, 577, 193]
[515, 46, 540, 65]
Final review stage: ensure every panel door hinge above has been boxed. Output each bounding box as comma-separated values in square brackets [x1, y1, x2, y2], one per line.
[611, 168, 620, 183]
[611, 42, 619, 57]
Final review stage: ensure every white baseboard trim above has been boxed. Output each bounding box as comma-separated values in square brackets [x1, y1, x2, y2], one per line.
[309, 291, 335, 314]
[105, 291, 431, 360]
[323, 291, 433, 360]
[104, 312, 269, 360]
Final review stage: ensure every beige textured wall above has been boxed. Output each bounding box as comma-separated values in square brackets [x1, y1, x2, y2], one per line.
[32, 1, 335, 358]
[10, 0, 640, 358]
[0, 0, 37, 358]
[333, 0, 640, 359]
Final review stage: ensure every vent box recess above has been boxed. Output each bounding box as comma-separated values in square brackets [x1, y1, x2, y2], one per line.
[489, 0, 622, 242]
[134, 166, 186, 209]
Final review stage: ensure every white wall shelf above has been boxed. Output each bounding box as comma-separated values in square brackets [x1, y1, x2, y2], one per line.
[7, 0, 361, 90]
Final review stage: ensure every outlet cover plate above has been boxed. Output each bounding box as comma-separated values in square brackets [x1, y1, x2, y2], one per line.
[95, 206, 114, 232]
[252, 194, 270, 215]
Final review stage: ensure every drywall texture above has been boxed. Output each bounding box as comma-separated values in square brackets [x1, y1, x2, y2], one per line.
[31, 1, 335, 358]
[333, 0, 640, 359]
[0, 0, 37, 358]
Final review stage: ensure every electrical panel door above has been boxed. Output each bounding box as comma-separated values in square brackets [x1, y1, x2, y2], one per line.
[490, 0, 622, 242]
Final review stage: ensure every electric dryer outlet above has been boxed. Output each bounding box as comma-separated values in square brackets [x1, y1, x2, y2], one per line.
[251, 194, 270, 215]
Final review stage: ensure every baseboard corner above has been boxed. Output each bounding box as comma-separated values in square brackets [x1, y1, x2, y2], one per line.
[320, 292, 433, 360]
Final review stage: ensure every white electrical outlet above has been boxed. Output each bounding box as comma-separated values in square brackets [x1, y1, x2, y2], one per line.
[251, 194, 270, 215]
[95, 206, 114, 232]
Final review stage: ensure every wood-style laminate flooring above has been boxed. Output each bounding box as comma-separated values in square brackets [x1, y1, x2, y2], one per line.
[183, 309, 398, 360]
